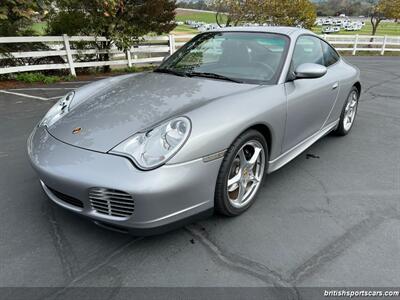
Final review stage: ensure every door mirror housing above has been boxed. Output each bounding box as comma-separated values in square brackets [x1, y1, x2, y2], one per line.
[294, 63, 327, 79]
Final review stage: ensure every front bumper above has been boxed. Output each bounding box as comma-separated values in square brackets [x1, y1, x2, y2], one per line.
[27, 126, 222, 235]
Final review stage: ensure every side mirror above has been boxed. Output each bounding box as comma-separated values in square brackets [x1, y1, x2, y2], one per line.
[294, 63, 327, 79]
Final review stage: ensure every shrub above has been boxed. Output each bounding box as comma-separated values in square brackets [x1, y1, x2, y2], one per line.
[15, 72, 47, 83]
[14, 72, 75, 84]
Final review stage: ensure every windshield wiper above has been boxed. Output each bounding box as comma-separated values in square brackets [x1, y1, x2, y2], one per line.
[154, 68, 188, 77]
[186, 72, 243, 83]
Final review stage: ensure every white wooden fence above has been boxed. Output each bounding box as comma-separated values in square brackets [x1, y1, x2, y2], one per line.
[0, 34, 194, 76]
[322, 34, 400, 55]
[0, 34, 399, 76]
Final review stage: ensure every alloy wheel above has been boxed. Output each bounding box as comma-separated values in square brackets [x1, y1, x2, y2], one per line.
[343, 90, 358, 131]
[226, 140, 265, 208]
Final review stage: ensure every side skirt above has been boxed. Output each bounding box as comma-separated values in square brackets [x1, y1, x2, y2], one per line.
[267, 120, 339, 173]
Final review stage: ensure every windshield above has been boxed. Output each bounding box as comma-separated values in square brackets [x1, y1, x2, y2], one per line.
[157, 32, 290, 84]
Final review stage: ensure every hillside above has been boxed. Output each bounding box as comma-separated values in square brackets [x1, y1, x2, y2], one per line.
[173, 8, 400, 36]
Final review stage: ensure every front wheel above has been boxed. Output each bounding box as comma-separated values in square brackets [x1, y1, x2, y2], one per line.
[333, 86, 359, 136]
[215, 130, 268, 216]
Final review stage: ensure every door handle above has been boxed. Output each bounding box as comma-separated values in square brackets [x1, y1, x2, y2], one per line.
[332, 82, 339, 90]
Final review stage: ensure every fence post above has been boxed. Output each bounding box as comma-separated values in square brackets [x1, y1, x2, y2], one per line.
[126, 48, 132, 67]
[352, 34, 359, 56]
[381, 35, 387, 55]
[168, 34, 175, 55]
[63, 34, 76, 76]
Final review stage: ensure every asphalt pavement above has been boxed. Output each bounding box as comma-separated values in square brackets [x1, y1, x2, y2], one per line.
[0, 57, 399, 299]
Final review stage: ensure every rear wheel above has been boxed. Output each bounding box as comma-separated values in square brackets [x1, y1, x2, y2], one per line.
[333, 86, 359, 136]
[215, 130, 268, 216]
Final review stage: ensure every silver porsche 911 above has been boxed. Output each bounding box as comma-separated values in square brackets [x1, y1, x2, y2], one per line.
[28, 27, 361, 235]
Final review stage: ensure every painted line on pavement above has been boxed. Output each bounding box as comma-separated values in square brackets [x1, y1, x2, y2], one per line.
[47, 96, 63, 100]
[8, 87, 75, 91]
[0, 90, 49, 101]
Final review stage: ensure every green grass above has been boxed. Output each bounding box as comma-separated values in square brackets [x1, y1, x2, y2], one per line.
[31, 22, 47, 35]
[171, 24, 199, 35]
[14, 72, 74, 84]
[10, 67, 155, 83]
[176, 10, 221, 24]
[312, 21, 400, 36]
[339, 50, 400, 56]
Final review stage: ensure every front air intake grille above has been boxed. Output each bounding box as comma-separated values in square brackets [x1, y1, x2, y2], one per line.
[47, 186, 84, 208]
[89, 187, 134, 217]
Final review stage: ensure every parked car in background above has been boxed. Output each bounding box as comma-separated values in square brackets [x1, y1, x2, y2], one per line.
[322, 26, 340, 34]
[316, 18, 365, 33]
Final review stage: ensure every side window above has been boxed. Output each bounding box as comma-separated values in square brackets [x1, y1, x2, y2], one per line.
[321, 40, 340, 67]
[292, 36, 324, 71]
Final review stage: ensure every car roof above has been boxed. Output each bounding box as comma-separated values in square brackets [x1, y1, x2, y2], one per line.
[211, 26, 316, 38]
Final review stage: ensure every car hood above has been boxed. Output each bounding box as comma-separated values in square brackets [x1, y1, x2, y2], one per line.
[48, 72, 256, 153]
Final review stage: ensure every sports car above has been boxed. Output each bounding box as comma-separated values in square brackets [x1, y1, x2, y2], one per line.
[28, 27, 361, 235]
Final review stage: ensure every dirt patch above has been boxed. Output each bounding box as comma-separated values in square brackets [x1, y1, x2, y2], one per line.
[176, 9, 196, 16]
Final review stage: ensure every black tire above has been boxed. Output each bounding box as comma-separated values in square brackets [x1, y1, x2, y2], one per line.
[333, 86, 360, 136]
[215, 129, 268, 216]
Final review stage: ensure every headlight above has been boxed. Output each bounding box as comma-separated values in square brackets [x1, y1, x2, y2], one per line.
[39, 91, 75, 127]
[111, 117, 191, 170]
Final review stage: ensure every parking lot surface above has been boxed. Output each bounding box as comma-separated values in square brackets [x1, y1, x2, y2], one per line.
[1, 57, 399, 297]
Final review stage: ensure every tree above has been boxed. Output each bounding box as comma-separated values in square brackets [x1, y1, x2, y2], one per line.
[254, 0, 317, 29]
[370, 0, 400, 36]
[47, 0, 177, 50]
[208, 0, 316, 29]
[0, 0, 50, 62]
[0, 0, 39, 36]
[208, 0, 251, 27]
[315, 0, 378, 17]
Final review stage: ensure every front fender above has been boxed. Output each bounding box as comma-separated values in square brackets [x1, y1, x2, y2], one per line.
[167, 84, 287, 164]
